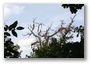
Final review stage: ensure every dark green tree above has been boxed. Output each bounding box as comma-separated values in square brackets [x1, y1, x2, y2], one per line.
[62, 4, 84, 14]
[4, 21, 24, 58]
[34, 24, 84, 58]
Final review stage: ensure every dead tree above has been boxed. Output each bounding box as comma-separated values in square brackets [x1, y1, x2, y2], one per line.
[58, 15, 76, 43]
[25, 19, 59, 48]
[26, 15, 76, 48]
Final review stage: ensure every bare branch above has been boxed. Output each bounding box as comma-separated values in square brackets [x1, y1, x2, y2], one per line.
[60, 20, 65, 27]
[31, 41, 38, 46]
[22, 33, 32, 36]
[28, 27, 38, 37]
[44, 22, 53, 36]
[38, 24, 42, 36]
[69, 14, 76, 27]
[49, 31, 59, 37]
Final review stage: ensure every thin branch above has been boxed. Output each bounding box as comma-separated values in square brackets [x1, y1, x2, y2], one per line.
[28, 27, 38, 37]
[44, 22, 53, 36]
[69, 14, 76, 27]
[49, 31, 59, 37]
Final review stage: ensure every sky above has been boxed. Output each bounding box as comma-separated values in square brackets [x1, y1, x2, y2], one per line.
[4, 4, 84, 58]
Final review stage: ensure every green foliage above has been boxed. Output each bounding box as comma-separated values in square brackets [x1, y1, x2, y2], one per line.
[62, 4, 84, 14]
[34, 36, 84, 58]
[4, 20, 24, 58]
[32, 25, 84, 58]
[4, 32, 11, 36]
[74, 25, 84, 39]
[9, 21, 18, 31]
[4, 39, 21, 58]
[4, 20, 24, 37]
[12, 30, 17, 37]
[16, 26, 24, 30]
[4, 25, 8, 31]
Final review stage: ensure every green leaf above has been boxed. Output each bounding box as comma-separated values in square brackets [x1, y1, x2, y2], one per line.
[4, 27, 7, 31]
[4, 25, 8, 31]
[9, 21, 18, 31]
[79, 25, 82, 29]
[12, 30, 17, 37]
[4, 32, 11, 36]
[16, 26, 24, 30]
[76, 34, 79, 37]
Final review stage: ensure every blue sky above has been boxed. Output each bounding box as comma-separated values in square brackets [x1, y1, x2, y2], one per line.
[4, 4, 84, 58]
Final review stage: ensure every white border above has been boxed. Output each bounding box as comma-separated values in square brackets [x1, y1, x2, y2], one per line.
[0, 0, 89, 64]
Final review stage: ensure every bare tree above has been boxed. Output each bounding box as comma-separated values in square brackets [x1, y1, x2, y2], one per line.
[25, 19, 59, 48]
[26, 15, 76, 49]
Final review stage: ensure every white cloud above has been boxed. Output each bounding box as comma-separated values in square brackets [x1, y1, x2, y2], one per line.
[17, 38, 36, 58]
[4, 4, 25, 18]
[18, 38, 35, 50]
